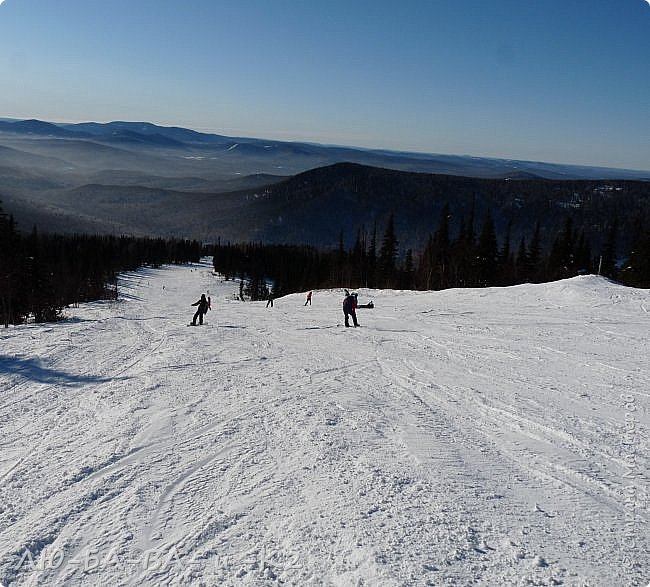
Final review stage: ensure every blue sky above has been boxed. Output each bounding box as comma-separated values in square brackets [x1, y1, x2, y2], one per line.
[1, 0, 649, 170]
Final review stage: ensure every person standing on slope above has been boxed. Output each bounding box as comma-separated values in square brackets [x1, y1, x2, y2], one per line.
[342, 290, 359, 327]
[304, 291, 312, 306]
[191, 293, 210, 325]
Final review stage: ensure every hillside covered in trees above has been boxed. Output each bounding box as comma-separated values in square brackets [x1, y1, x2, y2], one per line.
[211, 201, 650, 300]
[246, 163, 650, 252]
[209, 163, 650, 297]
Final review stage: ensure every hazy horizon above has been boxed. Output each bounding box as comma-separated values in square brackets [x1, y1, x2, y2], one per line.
[1, 1, 649, 170]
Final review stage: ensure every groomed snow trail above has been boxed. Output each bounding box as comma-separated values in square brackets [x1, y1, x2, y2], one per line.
[1, 261, 648, 586]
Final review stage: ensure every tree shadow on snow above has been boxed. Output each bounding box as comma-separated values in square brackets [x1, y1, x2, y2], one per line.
[63, 317, 103, 324]
[0, 355, 127, 388]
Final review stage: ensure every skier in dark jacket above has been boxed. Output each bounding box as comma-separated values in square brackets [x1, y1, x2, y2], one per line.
[191, 293, 210, 325]
[342, 291, 359, 327]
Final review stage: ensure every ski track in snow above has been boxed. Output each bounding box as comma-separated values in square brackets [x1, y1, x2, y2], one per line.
[0, 260, 648, 586]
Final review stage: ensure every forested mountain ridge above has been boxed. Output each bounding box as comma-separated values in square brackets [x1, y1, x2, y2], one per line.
[207, 163, 650, 295]
[240, 162, 650, 252]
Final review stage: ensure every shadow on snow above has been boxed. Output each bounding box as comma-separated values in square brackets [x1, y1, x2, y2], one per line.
[0, 355, 126, 388]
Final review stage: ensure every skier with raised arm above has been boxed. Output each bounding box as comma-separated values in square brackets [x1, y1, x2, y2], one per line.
[342, 290, 359, 327]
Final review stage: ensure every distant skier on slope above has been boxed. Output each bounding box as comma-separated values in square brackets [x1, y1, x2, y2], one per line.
[304, 291, 312, 306]
[190, 293, 210, 325]
[342, 290, 359, 327]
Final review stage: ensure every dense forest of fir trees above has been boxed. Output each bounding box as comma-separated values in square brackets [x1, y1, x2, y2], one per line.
[212, 205, 650, 301]
[0, 203, 202, 326]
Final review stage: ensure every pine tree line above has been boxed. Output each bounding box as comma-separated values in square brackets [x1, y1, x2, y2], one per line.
[211, 206, 650, 297]
[212, 241, 332, 300]
[0, 203, 202, 326]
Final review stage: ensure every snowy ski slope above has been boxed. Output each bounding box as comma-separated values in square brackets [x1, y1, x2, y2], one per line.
[1, 260, 648, 586]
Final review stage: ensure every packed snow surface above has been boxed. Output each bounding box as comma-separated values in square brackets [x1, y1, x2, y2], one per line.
[1, 261, 648, 586]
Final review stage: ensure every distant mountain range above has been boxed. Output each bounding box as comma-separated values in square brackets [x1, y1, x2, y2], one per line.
[1, 118, 649, 251]
[1, 117, 649, 181]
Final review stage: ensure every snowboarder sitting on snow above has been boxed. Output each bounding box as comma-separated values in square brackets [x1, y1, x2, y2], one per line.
[342, 290, 359, 327]
[191, 293, 210, 325]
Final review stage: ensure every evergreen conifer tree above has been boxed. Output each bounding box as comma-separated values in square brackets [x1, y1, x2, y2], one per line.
[476, 210, 498, 287]
[378, 214, 399, 288]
